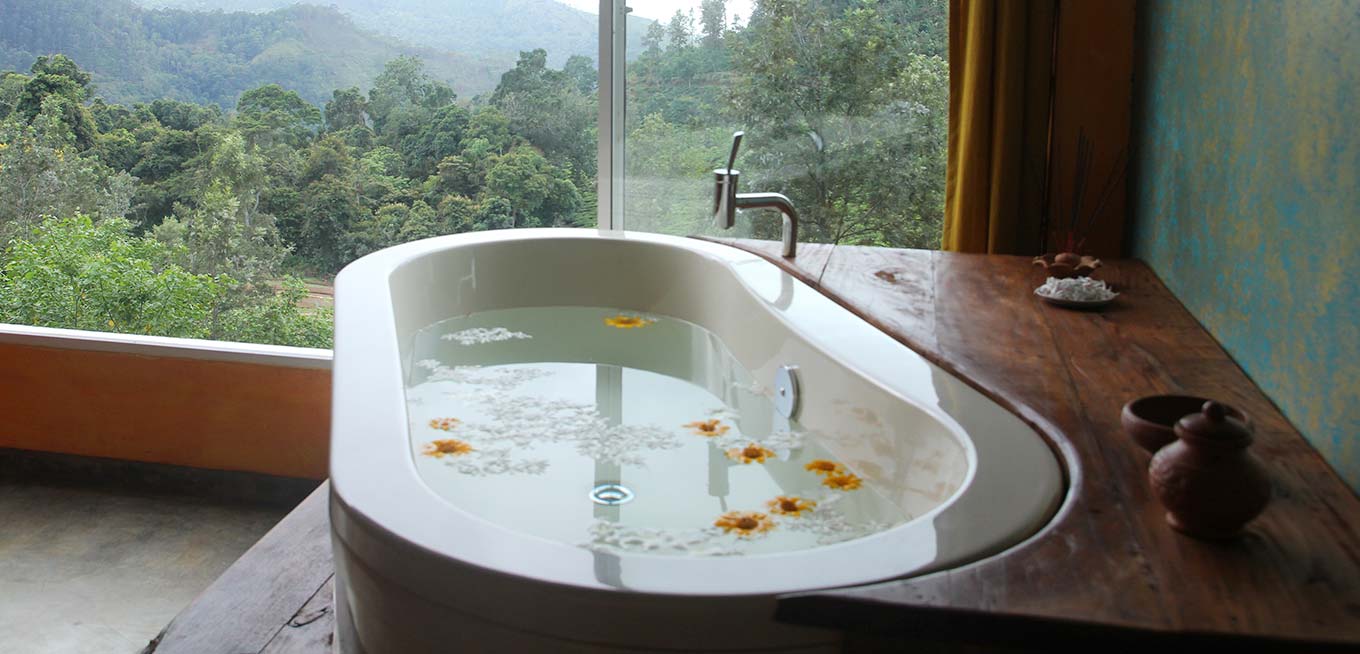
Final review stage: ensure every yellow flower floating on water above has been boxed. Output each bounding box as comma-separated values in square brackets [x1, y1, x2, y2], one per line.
[804, 459, 844, 476]
[714, 511, 776, 538]
[604, 314, 655, 329]
[684, 419, 730, 437]
[726, 444, 775, 464]
[822, 472, 863, 491]
[429, 417, 462, 431]
[767, 495, 817, 517]
[423, 438, 475, 458]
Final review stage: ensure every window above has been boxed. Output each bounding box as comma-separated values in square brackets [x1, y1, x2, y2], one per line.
[618, 0, 948, 248]
[0, 0, 946, 349]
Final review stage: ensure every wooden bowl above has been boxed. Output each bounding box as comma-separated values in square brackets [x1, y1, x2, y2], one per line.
[1033, 253, 1102, 279]
[1121, 395, 1250, 453]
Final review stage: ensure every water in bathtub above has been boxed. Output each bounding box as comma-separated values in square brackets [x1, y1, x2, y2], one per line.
[405, 307, 911, 557]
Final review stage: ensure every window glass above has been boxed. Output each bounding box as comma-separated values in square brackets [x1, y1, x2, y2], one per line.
[622, 0, 948, 249]
[0, 0, 617, 347]
[0, 0, 946, 349]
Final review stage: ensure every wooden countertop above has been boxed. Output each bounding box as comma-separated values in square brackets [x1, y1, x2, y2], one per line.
[147, 240, 1360, 653]
[709, 239, 1360, 652]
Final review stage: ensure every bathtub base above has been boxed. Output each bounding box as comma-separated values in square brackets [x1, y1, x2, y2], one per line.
[334, 536, 841, 654]
[334, 572, 365, 654]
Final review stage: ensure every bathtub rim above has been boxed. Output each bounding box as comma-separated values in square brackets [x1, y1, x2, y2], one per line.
[329, 228, 1064, 599]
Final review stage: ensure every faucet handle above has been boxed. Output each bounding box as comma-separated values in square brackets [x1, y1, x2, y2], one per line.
[725, 131, 744, 173]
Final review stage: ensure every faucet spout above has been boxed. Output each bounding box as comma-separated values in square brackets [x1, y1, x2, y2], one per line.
[733, 192, 799, 258]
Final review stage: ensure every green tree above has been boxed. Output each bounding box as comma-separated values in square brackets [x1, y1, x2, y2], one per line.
[153, 178, 285, 287]
[299, 173, 366, 271]
[0, 215, 218, 338]
[88, 99, 143, 134]
[484, 145, 581, 228]
[367, 57, 456, 138]
[300, 135, 355, 186]
[235, 84, 322, 149]
[667, 10, 695, 51]
[356, 145, 416, 208]
[343, 200, 439, 260]
[729, 0, 908, 128]
[128, 125, 207, 229]
[562, 55, 596, 95]
[472, 197, 514, 231]
[401, 103, 470, 179]
[146, 98, 221, 132]
[0, 214, 331, 348]
[16, 55, 97, 150]
[626, 9, 730, 127]
[219, 277, 333, 348]
[432, 155, 477, 197]
[0, 105, 135, 239]
[641, 23, 666, 57]
[324, 87, 369, 132]
[0, 72, 31, 121]
[435, 194, 477, 233]
[700, 0, 728, 47]
[465, 106, 514, 153]
[187, 131, 272, 224]
[29, 54, 92, 88]
[94, 128, 140, 172]
[329, 124, 376, 151]
[489, 50, 596, 183]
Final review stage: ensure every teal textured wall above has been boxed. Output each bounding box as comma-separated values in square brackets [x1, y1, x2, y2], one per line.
[1131, 1, 1359, 492]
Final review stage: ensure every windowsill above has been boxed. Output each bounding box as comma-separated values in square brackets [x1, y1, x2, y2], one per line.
[0, 323, 332, 369]
[0, 324, 334, 479]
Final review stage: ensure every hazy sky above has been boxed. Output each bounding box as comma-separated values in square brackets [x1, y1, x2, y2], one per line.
[556, 0, 756, 23]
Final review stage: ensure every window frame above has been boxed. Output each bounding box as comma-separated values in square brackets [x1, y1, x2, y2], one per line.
[597, 0, 627, 231]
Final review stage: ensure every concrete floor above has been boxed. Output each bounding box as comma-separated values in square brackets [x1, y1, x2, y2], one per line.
[0, 481, 290, 654]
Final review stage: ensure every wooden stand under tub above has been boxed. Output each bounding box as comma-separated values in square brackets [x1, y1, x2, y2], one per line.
[144, 240, 1360, 653]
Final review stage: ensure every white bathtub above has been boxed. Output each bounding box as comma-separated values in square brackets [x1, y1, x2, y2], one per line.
[329, 229, 1063, 653]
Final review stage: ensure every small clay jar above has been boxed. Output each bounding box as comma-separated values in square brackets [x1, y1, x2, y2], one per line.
[1149, 401, 1271, 539]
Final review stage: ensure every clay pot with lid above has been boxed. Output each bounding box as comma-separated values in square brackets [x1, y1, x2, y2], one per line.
[1148, 401, 1271, 539]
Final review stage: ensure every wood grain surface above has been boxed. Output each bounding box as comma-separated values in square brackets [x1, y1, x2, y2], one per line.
[715, 239, 1360, 651]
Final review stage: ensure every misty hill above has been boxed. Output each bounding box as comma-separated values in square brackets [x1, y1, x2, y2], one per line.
[131, 0, 650, 66]
[0, 0, 510, 108]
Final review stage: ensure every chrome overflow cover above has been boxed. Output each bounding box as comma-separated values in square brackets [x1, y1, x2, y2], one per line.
[773, 365, 801, 420]
[590, 483, 635, 506]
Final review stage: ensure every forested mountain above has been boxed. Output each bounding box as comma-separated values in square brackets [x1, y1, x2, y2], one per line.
[0, 0, 506, 108]
[130, 0, 652, 67]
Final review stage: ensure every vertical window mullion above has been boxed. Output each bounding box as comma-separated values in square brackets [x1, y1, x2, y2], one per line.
[597, 0, 627, 230]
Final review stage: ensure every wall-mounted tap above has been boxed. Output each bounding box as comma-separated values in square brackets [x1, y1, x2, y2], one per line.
[712, 131, 800, 258]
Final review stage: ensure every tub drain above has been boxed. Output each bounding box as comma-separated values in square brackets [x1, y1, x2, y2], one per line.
[590, 483, 635, 506]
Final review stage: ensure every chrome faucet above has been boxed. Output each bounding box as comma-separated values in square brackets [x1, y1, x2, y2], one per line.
[713, 131, 800, 258]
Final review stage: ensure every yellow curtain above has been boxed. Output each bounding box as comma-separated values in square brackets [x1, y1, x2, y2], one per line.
[943, 0, 1055, 254]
